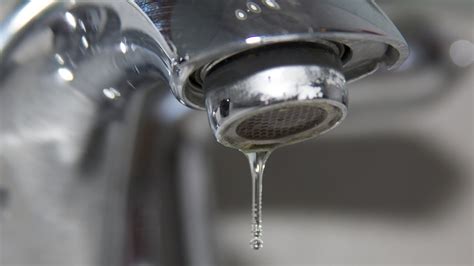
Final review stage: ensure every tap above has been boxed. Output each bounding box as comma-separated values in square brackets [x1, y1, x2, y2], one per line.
[0, 0, 407, 265]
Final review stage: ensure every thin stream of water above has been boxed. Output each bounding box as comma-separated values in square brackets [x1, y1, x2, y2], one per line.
[244, 150, 273, 250]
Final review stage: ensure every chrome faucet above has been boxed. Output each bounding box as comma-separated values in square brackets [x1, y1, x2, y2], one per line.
[0, 0, 407, 265]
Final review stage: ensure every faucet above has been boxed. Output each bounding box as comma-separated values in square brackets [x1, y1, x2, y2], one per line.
[0, 0, 407, 265]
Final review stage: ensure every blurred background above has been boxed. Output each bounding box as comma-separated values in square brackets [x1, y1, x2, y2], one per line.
[0, 0, 473, 266]
[176, 1, 473, 265]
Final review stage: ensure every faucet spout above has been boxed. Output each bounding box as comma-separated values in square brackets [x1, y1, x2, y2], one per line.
[0, 0, 408, 264]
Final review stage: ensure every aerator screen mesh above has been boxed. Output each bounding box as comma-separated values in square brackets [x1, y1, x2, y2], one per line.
[236, 105, 328, 140]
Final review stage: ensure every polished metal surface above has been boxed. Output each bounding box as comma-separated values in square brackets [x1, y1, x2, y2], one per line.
[0, 0, 407, 265]
[136, 0, 408, 110]
[0, 1, 183, 265]
[207, 62, 347, 150]
[204, 45, 347, 150]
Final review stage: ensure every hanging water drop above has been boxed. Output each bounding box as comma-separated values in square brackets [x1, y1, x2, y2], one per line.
[245, 150, 272, 250]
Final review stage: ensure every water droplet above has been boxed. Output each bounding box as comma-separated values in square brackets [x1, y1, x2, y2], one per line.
[244, 150, 272, 250]
[250, 236, 263, 250]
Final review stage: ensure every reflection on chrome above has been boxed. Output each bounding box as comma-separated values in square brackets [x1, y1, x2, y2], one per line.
[119, 41, 128, 54]
[57, 67, 74, 81]
[54, 54, 65, 65]
[235, 9, 247, 20]
[80, 36, 89, 48]
[450, 39, 474, 68]
[247, 2, 262, 13]
[263, 0, 280, 10]
[245, 36, 262, 44]
[102, 87, 121, 100]
[64, 12, 77, 29]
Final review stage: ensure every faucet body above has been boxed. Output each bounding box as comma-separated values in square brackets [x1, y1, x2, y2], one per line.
[0, 2, 184, 265]
[0, 1, 407, 265]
